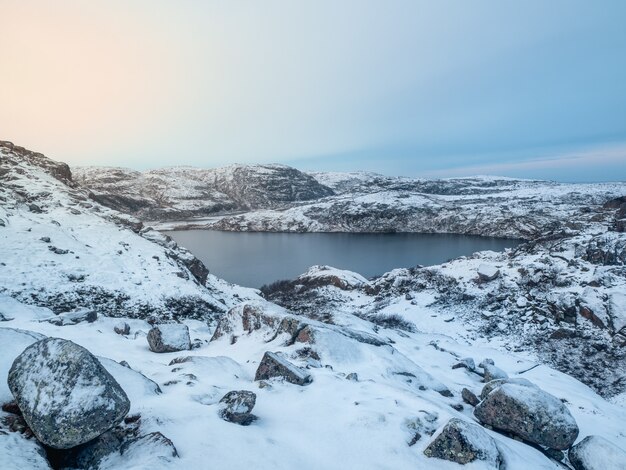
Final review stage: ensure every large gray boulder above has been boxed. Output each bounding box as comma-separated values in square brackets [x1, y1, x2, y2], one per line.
[147, 324, 191, 353]
[7, 338, 130, 449]
[568, 435, 626, 470]
[424, 418, 502, 467]
[255, 351, 312, 385]
[474, 380, 578, 450]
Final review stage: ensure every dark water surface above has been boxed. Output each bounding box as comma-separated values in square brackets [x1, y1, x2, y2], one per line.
[168, 230, 522, 288]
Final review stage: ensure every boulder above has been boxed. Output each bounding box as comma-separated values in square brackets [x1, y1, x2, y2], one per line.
[218, 390, 257, 425]
[568, 435, 626, 470]
[478, 264, 500, 282]
[452, 357, 476, 371]
[147, 324, 191, 353]
[474, 381, 579, 450]
[8, 338, 130, 449]
[255, 351, 312, 385]
[94, 432, 179, 469]
[423, 418, 502, 467]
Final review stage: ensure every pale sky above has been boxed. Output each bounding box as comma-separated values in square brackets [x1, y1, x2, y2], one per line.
[1, 1, 625, 181]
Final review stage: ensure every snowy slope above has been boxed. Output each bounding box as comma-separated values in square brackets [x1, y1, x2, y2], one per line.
[2, 296, 626, 469]
[0, 141, 257, 319]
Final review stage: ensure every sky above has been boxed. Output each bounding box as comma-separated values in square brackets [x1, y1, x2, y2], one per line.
[1, 0, 625, 182]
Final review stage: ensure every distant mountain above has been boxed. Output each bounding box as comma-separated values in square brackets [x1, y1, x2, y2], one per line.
[73, 164, 334, 221]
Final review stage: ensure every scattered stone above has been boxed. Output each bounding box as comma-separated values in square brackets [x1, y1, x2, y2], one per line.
[478, 264, 500, 282]
[114, 322, 131, 335]
[255, 351, 312, 385]
[218, 390, 257, 425]
[424, 418, 502, 467]
[346, 372, 359, 381]
[39, 236, 50, 243]
[147, 324, 191, 353]
[462, 388, 480, 406]
[452, 358, 476, 371]
[48, 246, 69, 255]
[42, 308, 97, 326]
[474, 381, 579, 450]
[450, 403, 464, 411]
[8, 338, 130, 449]
[569, 435, 626, 470]
[28, 203, 42, 213]
[408, 431, 422, 446]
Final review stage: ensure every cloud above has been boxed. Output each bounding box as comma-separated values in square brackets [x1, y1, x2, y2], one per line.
[420, 143, 626, 181]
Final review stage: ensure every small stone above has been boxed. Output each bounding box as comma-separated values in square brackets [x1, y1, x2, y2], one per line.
[114, 322, 131, 335]
[462, 388, 480, 406]
[346, 372, 359, 381]
[218, 390, 257, 426]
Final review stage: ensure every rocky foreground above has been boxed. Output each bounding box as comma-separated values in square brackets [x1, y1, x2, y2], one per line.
[1, 141, 626, 469]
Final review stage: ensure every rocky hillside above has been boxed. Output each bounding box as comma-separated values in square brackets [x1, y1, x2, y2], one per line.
[74, 164, 334, 221]
[0, 141, 256, 320]
[76, 164, 626, 240]
[1, 142, 626, 469]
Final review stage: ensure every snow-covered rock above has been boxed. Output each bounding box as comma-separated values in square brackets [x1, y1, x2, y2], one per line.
[218, 390, 257, 425]
[474, 381, 579, 450]
[568, 435, 626, 470]
[424, 418, 502, 467]
[255, 351, 312, 385]
[147, 324, 191, 353]
[478, 264, 500, 282]
[7, 338, 130, 449]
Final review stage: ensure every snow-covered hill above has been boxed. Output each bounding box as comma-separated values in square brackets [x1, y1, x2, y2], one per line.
[73, 164, 334, 221]
[76, 164, 626, 240]
[0, 141, 256, 320]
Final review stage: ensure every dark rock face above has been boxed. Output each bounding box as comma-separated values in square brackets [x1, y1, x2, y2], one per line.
[255, 351, 312, 385]
[569, 435, 626, 470]
[423, 418, 502, 467]
[218, 390, 257, 425]
[474, 381, 578, 450]
[8, 338, 130, 449]
[147, 324, 191, 353]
